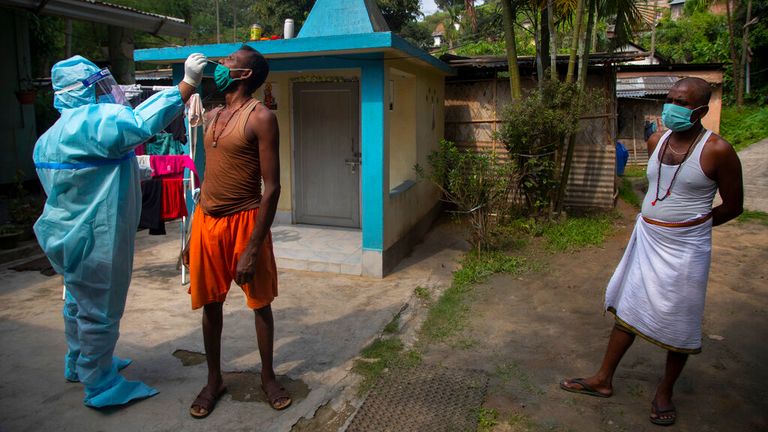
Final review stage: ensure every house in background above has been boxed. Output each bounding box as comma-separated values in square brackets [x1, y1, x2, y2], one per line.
[614, 42, 669, 65]
[432, 22, 446, 48]
[616, 63, 724, 165]
[135, 0, 453, 277]
[440, 53, 625, 210]
[669, 0, 686, 19]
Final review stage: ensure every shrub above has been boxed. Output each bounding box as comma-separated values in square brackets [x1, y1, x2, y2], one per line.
[497, 80, 592, 215]
[416, 140, 515, 251]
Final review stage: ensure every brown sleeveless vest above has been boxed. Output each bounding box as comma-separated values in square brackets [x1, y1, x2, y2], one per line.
[199, 99, 263, 217]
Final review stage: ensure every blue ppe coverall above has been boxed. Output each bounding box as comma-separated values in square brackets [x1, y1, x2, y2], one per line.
[33, 56, 184, 408]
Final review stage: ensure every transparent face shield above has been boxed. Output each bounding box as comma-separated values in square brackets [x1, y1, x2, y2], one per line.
[54, 68, 131, 107]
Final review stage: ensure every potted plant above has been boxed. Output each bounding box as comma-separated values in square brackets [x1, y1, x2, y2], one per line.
[0, 224, 23, 250]
[15, 77, 37, 105]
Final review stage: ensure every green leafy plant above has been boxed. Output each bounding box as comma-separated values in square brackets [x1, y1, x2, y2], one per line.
[720, 105, 768, 151]
[416, 139, 515, 251]
[497, 80, 593, 216]
[477, 407, 500, 431]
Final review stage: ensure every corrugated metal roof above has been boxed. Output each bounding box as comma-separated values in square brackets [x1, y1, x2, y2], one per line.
[135, 69, 173, 81]
[442, 52, 650, 71]
[86, 0, 185, 23]
[0, 0, 191, 37]
[616, 76, 680, 98]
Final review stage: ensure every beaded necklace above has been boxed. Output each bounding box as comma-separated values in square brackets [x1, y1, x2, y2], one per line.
[210, 99, 250, 148]
[651, 128, 705, 206]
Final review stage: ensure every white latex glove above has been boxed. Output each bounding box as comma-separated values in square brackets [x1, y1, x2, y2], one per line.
[183, 53, 207, 87]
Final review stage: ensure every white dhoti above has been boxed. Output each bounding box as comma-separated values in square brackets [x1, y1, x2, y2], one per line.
[605, 214, 713, 354]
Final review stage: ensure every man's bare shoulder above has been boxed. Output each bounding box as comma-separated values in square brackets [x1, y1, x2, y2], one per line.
[242, 100, 277, 144]
[246, 101, 277, 130]
[704, 132, 739, 160]
[254, 101, 276, 123]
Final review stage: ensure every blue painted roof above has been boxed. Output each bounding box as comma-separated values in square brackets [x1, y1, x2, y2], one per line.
[298, 0, 389, 37]
[134, 32, 453, 75]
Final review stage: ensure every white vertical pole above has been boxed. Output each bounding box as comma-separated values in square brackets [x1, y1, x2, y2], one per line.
[181, 215, 187, 285]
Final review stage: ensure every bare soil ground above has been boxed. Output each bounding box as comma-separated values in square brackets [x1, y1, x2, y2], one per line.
[421, 201, 768, 431]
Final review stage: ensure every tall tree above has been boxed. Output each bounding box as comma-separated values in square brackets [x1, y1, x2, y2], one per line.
[246, 0, 315, 37]
[501, 0, 523, 99]
[725, 0, 743, 105]
[565, 0, 585, 83]
[547, 0, 558, 80]
[465, 0, 478, 31]
[739, 0, 753, 98]
[378, 0, 422, 32]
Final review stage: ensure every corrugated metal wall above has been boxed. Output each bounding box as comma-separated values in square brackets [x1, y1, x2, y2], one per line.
[444, 72, 617, 210]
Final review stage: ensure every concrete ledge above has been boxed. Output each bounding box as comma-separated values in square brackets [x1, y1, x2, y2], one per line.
[276, 256, 362, 275]
[382, 201, 443, 276]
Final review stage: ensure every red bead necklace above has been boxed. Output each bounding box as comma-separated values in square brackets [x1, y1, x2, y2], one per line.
[210, 99, 250, 148]
[652, 128, 705, 206]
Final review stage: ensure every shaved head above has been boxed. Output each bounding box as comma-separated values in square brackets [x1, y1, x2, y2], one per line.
[673, 77, 711, 106]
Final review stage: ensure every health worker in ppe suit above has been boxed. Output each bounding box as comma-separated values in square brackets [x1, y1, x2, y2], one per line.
[33, 53, 207, 408]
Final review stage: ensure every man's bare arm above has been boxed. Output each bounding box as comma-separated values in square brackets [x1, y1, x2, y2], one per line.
[710, 139, 743, 226]
[235, 107, 280, 285]
[178, 81, 196, 104]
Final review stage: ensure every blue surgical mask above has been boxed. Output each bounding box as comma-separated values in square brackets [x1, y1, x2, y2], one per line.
[214, 63, 250, 92]
[661, 103, 706, 132]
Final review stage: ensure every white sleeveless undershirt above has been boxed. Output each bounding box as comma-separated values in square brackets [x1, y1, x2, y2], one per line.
[641, 129, 718, 222]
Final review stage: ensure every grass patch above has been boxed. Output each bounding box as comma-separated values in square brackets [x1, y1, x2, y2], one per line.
[419, 251, 527, 344]
[414, 286, 431, 301]
[618, 177, 642, 209]
[477, 407, 500, 431]
[495, 361, 544, 396]
[621, 164, 647, 178]
[737, 209, 768, 226]
[508, 413, 537, 431]
[352, 337, 421, 394]
[383, 315, 400, 334]
[720, 104, 768, 151]
[541, 215, 614, 252]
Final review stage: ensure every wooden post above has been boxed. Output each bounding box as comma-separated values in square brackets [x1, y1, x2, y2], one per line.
[632, 115, 637, 165]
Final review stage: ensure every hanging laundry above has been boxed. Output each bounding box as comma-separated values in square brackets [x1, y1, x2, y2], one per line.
[150, 154, 198, 179]
[136, 155, 153, 181]
[138, 178, 165, 235]
[164, 114, 188, 144]
[146, 132, 186, 155]
[161, 178, 188, 220]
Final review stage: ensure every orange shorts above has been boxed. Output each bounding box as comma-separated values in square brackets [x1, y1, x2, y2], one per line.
[188, 206, 278, 310]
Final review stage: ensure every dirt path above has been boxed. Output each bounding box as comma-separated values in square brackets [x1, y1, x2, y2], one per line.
[738, 137, 768, 212]
[421, 201, 768, 431]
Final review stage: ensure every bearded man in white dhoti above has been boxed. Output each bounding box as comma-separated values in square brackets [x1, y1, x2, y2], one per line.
[559, 77, 744, 426]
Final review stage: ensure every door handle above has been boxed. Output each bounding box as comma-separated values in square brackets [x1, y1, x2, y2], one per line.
[345, 158, 361, 174]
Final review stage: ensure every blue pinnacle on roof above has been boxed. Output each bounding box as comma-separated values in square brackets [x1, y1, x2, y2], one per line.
[298, 0, 390, 38]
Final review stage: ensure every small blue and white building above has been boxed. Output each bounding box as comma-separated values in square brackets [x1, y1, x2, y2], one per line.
[135, 0, 454, 277]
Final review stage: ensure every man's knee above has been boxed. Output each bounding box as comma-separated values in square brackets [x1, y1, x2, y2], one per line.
[253, 304, 272, 315]
[203, 302, 224, 316]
